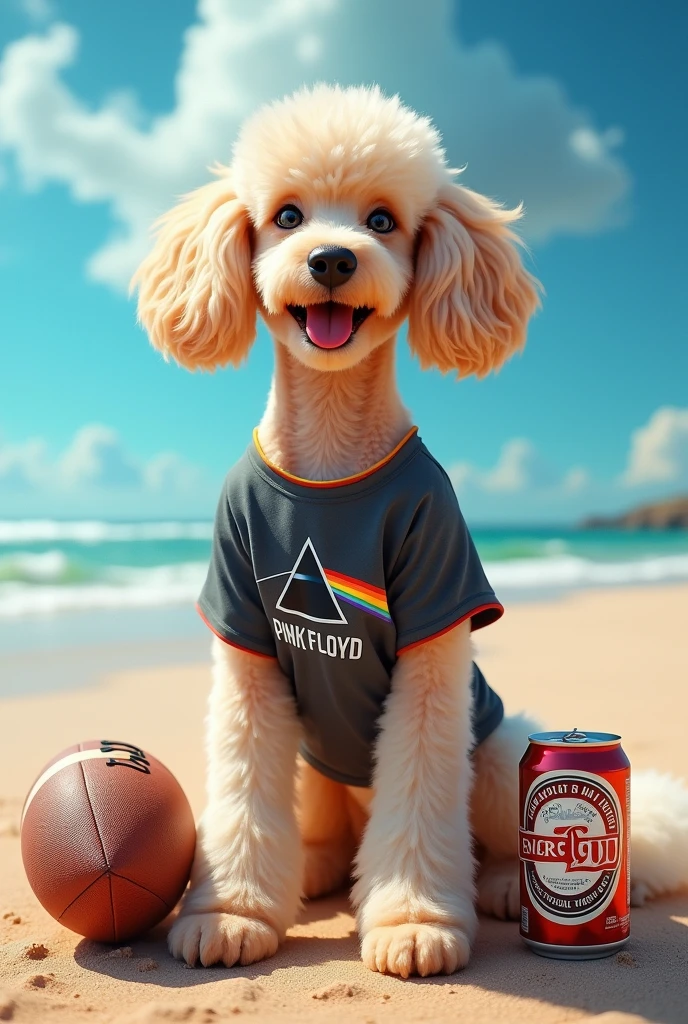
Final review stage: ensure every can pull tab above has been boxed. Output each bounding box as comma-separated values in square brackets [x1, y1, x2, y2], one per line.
[562, 727, 588, 744]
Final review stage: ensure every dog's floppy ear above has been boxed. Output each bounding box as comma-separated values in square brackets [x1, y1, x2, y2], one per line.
[132, 172, 257, 371]
[408, 183, 541, 377]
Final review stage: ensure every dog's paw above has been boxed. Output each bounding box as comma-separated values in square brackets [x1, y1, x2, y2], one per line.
[302, 839, 353, 899]
[477, 859, 521, 920]
[361, 924, 471, 978]
[168, 912, 279, 967]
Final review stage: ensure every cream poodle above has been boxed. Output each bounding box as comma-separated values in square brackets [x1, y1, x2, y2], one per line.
[133, 84, 688, 977]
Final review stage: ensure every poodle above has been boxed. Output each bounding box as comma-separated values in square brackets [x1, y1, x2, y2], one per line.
[132, 84, 688, 977]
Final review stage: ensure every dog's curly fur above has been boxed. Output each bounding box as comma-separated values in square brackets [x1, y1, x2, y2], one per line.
[133, 84, 688, 977]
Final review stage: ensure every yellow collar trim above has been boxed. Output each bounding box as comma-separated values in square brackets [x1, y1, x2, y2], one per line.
[252, 426, 419, 489]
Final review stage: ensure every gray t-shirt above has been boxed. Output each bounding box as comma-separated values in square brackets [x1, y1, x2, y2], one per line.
[198, 428, 504, 787]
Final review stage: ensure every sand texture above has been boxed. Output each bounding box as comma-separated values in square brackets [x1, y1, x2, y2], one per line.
[1, 584, 687, 1023]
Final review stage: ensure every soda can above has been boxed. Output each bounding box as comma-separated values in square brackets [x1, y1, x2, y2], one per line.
[519, 728, 630, 959]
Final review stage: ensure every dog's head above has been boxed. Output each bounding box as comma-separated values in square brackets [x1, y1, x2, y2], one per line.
[133, 84, 540, 377]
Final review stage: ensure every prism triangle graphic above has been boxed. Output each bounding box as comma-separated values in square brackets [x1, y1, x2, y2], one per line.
[275, 538, 347, 624]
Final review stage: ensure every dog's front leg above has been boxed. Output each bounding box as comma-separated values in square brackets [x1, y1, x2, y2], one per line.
[168, 637, 302, 967]
[352, 621, 477, 977]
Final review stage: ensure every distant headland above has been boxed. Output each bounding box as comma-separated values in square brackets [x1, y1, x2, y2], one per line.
[581, 495, 688, 530]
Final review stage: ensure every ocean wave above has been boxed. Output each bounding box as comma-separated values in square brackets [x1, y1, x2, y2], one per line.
[0, 561, 208, 617]
[0, 520, 213, 544]
[0, 553, 687, 617]
[476, 537, 570, 561]
[0, 550, 76, 584]
[485, 554, 688, 589]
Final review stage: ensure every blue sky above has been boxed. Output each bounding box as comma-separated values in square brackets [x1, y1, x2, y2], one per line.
[0, 0, 686, 522]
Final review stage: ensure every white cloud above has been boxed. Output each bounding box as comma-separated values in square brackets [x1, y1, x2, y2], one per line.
[144, 451, 203, 493]
[569, 126, 624, 162]
[483, 439, 556, 493]
[446, 461, 473, 492]
[449, 438, 567, 494]
[622, 407, 688, 486]
[0, 424, 204, 495]
[562, 467, 590, 494]
[0, 436, 48, 490]
[59, 425, 142, 488]
[296, 34, 323, 63]
[18, 0, 56, 24]
[0, 0, 631, 291]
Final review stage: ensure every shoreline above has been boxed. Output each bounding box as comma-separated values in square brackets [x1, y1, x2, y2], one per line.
[2, 578, 687, 699]
[0, 606, 209, 698]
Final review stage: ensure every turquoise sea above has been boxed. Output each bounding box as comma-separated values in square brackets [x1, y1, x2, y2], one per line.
[1, 519, 687, 618]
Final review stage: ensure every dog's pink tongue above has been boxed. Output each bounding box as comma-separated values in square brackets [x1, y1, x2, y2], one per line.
[305, 303, 353, 349]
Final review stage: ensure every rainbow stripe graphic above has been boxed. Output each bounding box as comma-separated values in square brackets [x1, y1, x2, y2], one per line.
[323, 568, 391, 622]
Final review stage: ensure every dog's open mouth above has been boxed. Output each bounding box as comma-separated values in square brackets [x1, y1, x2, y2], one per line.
[287, 303, 373, 350]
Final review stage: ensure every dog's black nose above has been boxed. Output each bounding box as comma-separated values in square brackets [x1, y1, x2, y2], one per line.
[307, 246, 357, 289]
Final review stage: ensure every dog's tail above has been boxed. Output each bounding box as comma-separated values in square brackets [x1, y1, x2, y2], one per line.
[630, 769, 688, 905]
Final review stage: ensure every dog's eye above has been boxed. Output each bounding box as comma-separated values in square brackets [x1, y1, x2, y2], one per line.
[366, 209, 395, 233]
[274, 205, 303, 229]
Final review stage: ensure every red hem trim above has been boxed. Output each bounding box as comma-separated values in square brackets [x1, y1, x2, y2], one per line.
[196, 604, 277, 660]
[395, 603, 504, 656]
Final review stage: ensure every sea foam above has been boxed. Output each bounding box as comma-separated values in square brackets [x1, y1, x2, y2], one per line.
[0, 553, 687, 617]
[0, 520, 213, 544]
[487, 554, 688, 590]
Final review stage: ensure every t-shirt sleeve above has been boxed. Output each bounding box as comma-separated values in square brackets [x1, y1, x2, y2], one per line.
[197, 481, 277, 658]
[388, 467, 503, 654]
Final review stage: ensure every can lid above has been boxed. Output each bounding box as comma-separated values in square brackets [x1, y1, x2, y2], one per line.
[528, 728, 621, 747]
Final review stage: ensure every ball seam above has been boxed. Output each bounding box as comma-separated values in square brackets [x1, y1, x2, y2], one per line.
[78, 756, 117, 942]
[57, 869, 108, 921]
[109, 870, 172, 911]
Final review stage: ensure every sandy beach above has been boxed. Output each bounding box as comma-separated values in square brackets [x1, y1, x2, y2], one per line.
[1, 584, 687, 1024]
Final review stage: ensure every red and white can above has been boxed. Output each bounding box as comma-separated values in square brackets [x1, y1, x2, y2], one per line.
[519, 729, 630, 959]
